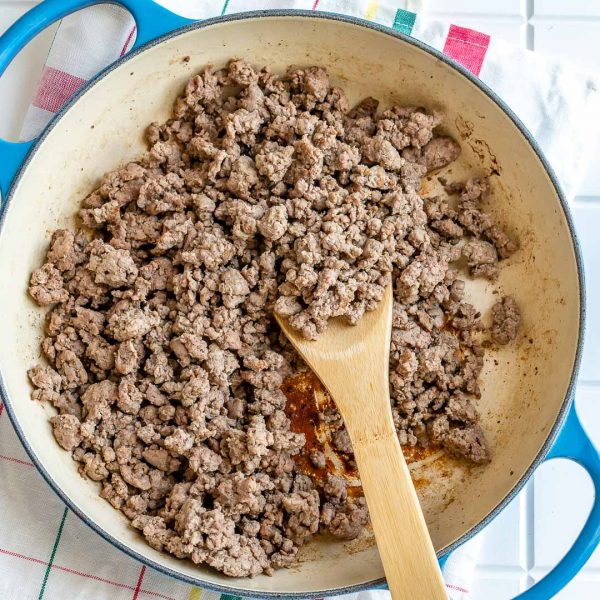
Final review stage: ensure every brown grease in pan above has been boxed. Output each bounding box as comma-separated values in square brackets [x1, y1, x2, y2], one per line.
[282, 371, 438, 496]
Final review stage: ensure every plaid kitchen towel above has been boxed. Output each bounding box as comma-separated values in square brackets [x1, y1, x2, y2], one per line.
[3, 1, 599, 599]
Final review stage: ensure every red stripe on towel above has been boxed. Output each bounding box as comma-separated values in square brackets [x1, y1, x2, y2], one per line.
[120, 25, 137, 57]
[32, 66, 87, 114]
[443, 25, 490, 76]
[0, 454, 34, 467]
[132, 565, 146, 600]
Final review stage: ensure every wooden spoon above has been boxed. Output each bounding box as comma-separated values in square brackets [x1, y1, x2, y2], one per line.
[276, 285, 447, 600]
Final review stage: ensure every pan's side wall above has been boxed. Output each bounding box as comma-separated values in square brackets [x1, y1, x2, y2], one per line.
[0, 16, 580, 595]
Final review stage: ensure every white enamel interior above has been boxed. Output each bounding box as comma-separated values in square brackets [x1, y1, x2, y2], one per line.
[0, 15, 581, 596]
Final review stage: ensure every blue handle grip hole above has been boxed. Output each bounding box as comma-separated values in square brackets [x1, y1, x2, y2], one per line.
[525, 458, 594, 582]
[0, 23, 60, 142]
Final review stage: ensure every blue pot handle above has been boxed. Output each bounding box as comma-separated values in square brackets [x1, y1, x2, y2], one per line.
[513, 403, 600, 599]
[0, 0, 194, 198]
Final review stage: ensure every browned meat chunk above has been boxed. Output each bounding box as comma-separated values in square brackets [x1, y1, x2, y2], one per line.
[28, 365, 62, 392]
[491, 296, 521, 345]
[422, 136, 461, 171]
[50, 414, 82, 451]
[29, 263, 68, 305]
[87, 240, 138, 288]
[445, 425, 490, 464]
[47, 229, 77, 272]
[463, 239, 499, 279]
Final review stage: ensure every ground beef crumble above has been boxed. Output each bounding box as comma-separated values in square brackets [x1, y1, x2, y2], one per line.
[27, 60, 521, 577]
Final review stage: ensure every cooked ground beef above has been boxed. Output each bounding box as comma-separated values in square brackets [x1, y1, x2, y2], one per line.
[28, 60, 520, 577]
[491, 295, 521, 345]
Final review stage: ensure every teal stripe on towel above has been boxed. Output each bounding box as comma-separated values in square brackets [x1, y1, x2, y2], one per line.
[392, 8, 416, 36]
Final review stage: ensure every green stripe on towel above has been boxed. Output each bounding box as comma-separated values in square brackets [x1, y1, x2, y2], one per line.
[38, 508, 68, 599]
[392, 9, 416, 36]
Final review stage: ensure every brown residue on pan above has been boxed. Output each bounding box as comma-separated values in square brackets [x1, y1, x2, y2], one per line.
[403, 443, 439, 465]
[282, 370, 442, 492]
[282, 371, 340, 481]
[454, 114, 502, 176]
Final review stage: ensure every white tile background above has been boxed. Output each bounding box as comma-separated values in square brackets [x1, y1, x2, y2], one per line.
[1, 0, 600, 598]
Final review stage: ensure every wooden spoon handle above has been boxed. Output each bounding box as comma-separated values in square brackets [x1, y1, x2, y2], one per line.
[351, 426, 448, 600]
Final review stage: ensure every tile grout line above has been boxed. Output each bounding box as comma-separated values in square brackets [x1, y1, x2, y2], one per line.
[531, 14, 600, 23]
[576, 380, 600, 389]
[529, 566, 600, 578]
[523, 0, 534, 50]
[474, 565, 528, 576]
[572, 196, 600, 205]
[525, 478, 536, 590]
[425, 12, 524, 22]
[527, 26, 537, 51]
[518, 481, 528, 589]
[38, 507, 68, 600]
